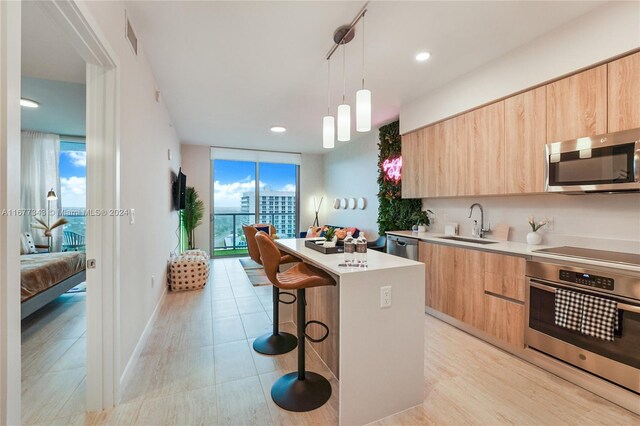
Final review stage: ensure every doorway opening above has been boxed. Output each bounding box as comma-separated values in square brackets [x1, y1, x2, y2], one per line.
[19, 2, 89, 423]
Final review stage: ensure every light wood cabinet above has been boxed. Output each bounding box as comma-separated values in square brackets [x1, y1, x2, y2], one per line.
[466, 102, 505, 195]
[483, 294, 524, 348]
[401, 131, 424, 198]
[546, 65, 607, 142]
[608, 52, 640, 132]
[423, 242, 525, 348]
[483, 252, 526, 302]
[402, 126, 438, 198]
[436, 116, 467, 196]
[423, 243, 485, 329]
[504, 87, 546, 194]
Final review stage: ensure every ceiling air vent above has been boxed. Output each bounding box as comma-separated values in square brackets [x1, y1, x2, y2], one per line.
[125, 12, 138, 55]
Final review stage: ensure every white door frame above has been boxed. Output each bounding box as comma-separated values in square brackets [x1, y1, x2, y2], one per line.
[0, 0, 121, 420]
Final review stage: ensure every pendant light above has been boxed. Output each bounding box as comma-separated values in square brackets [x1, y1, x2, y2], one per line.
[337, 43, 351, 142]
[356, 12, 371, 132]
[323, 59, 335, 149]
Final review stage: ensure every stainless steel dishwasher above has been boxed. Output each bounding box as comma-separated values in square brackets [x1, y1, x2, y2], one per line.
[386, 235, 419, 260]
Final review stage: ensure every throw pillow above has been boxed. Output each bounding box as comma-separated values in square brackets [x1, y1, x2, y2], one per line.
[255, 225, 271, 235]
[21, 232, 38, 254]
[335, 228, 347, 240]
[306, 226, 321, 238]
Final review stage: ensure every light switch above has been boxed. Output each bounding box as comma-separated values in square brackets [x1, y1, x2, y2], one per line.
[130, 208, 135, 225]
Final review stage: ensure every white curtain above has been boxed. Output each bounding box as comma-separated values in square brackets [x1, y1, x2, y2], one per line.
[21, 131, 62, 251]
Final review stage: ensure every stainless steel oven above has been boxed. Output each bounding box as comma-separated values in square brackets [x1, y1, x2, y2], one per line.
[545, 128, 640, 193]
[525, 260, 640, 393]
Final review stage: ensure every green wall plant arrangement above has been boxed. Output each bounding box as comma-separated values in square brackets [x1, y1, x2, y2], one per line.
[183, 186, 204, 250]
[377, 121, 430, 234]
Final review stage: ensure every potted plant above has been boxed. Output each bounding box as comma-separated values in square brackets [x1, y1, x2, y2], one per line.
[527, 216, 547, 245]
[412, 209, 433, 232]
[183, 187, 204, 250]
[323, 227, 337, 248]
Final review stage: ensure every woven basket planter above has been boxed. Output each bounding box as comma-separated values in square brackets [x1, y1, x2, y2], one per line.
[169, 252, 210, 292]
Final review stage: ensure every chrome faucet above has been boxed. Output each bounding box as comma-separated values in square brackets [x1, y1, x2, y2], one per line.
[468, 203, 489, 238]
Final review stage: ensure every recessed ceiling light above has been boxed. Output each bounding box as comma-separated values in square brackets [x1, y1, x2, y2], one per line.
[20, 98, 39, 108]
[415, 52, 431, 62]
[270, 126, 286, 133]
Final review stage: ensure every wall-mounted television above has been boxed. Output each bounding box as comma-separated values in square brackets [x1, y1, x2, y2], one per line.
[172, 169, 187, 210]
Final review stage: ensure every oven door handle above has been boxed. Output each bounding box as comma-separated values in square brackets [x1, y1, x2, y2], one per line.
[529, 281, 640, 314]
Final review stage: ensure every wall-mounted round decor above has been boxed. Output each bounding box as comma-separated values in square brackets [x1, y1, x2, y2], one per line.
[340, 198, 348, 209]
[357, 197, 367, 210]
[348, 198, 356, 209]
[333, 198, 340, 209]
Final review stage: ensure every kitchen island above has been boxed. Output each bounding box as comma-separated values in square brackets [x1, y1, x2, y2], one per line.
[275, 238, 425, 426]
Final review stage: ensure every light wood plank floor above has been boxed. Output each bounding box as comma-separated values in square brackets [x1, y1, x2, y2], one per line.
[24, 257, 639, 425]
[21, 290, 87, 425]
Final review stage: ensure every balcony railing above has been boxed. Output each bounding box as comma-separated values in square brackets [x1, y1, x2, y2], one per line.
[212, 212, 297, 255]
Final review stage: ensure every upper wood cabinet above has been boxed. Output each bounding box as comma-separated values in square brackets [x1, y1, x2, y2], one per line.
[504, 87, 546, 194]
[436, 116, 466, 197]
[546, 65, 607, 142]
[401, 131, 423, 198]
[466, 102, 505, 195]
[608, 52, 640, 132]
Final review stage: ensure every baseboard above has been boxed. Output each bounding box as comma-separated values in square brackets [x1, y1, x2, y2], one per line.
[118, 286, 167, 402]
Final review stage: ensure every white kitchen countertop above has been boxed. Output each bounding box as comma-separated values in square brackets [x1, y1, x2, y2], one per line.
[386, 230, 640, 274]
[276, 238, 423, 277]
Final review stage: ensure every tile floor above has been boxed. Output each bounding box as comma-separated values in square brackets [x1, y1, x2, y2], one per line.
[20, 257, 640, 425]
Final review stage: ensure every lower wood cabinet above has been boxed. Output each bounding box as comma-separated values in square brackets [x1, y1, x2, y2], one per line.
[422, 241, 525, 349]
[483, 294, 524, 349]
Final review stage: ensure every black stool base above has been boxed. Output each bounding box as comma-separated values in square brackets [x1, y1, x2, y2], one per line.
[252, 332, 297, 355]
[271, 371, 332, 412]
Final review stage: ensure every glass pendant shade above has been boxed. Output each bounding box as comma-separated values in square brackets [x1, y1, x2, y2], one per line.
[337, 104, 351, 141]
[323, 115, 335, 149]
[356, 89, 371, 132]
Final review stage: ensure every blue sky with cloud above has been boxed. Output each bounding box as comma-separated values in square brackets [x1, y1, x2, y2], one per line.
[59, 146, 86, 208]
[213, 160, 296, 210]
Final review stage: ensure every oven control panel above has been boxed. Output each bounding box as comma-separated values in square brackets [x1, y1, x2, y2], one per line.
[559, 270, 614, 291]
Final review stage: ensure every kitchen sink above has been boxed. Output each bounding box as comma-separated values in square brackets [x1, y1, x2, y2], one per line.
[436, 236, 499, 245]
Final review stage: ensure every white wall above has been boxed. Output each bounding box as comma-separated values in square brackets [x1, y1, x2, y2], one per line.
[400, 1, 640, 134]
[180, 144, 210, 251]
[424, 194, 640, 253]
[323, 132, 380, 240]
[80, 0, 182, 380]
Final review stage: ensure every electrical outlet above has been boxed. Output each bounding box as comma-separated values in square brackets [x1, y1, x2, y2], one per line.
[151, 275, 155, 288]
[380, 286, 392, 308]
[545, 217, 554, 231]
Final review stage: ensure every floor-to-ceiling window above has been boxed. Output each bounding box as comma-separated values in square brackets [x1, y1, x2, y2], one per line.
[211, 149, 300, 257]
[59, 140, 86, 251]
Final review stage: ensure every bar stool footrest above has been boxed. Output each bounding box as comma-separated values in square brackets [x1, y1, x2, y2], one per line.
[278, 291, 296, 304]
[271, 371, 332, 412]
[304, 320, 329, 343]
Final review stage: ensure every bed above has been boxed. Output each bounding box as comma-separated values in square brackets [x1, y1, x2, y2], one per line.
[21, 252, 87, 319]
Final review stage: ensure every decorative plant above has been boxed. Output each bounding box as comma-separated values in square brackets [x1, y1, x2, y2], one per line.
[323, 226, 336, 242]
[528, 216, 547, 232]
[183, 187, 204, 250]
[377, 121, 427, 234]
[32, 216, 68, 237]
[412, 209, 434, 227]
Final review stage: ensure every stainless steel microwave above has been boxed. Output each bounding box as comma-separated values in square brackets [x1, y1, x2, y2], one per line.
[545, 128, 640, 193]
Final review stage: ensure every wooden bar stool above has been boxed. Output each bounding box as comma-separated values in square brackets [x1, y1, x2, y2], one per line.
[255, 231, 336, 412]
[243, 225, 300, 355]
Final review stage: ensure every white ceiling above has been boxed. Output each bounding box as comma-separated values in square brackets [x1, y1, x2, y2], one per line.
[125, 1, 604, 154]
[21, 1, 86, 84]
